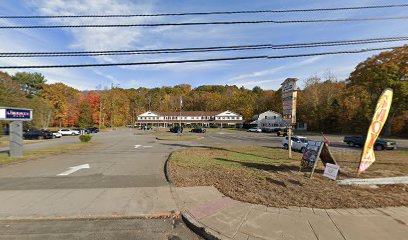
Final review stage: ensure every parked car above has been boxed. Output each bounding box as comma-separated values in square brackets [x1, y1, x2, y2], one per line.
[58, 129, 80, 136]
[277, 128, 289, 137]
[23, 130, 54, 140]
[170, 126, 183, 133]
[343, 136, 397, 150]
[87, 127, 99, 133]
[273, 128, 281, 132]
[261, 128, 274, 133]
[247, 127, 262, 133]
[282, 136, 308, 152]
[73, 128, 91, 134]
[190, 128, 206, 133]
[51, 131, 62, 138]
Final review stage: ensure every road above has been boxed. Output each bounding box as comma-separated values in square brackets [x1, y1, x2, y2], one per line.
[0, 129, 201, 239]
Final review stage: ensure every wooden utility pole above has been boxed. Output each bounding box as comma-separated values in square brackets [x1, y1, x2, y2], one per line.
[99, 98, 102, 130]
[288, 125, 292, 159]
[178, 96, 182, 135]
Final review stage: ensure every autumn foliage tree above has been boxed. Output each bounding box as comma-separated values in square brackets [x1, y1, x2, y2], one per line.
[347, 46, 408, 135]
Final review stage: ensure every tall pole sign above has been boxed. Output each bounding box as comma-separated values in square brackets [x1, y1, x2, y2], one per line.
[0, 107, 33, 157]
[281, 78, 298, 159]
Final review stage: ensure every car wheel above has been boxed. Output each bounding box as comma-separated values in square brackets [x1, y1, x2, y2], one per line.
[283, 144, 288, 150]
[72, 133, 75, 136]
[38, 136, 44, 140]
[374, 144, 384, 151]
[348, 142, 355, 147]
[301, 147, 306, 153]
[283, 133, 287, 137]
[276, 133, 280, 136]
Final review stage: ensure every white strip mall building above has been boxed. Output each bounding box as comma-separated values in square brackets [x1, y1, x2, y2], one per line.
[136, 110, 244, 128]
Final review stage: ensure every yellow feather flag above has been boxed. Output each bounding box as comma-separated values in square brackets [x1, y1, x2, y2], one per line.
[357, 88, 393, 174]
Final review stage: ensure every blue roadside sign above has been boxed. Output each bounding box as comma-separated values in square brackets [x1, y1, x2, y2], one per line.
[0, 107, 33, 121]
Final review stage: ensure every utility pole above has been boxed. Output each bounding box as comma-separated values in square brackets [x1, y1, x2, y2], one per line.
[99, 98, 102, 130]
[179, 96, 182, 135]
[110, 83, 120, 130]
[288, 125, 292, 159]
[110, 83, 114, 130]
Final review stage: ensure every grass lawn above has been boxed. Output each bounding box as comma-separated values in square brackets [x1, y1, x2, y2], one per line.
[156, 135, 204, 141]
[0, 142, 95, 166]
[169, 146, 408, 208]
[0, 137, 9, 147]
[0, 137, 46, 148]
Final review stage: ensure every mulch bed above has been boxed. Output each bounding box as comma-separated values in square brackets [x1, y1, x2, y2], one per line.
[168, 146, 408, 209]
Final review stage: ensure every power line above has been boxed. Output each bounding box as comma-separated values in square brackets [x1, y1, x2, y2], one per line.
[1, 4, 408, 18]
[1, 16, 408, 29]
[0, 46, 401, 69]
[1, 36, 407, 57]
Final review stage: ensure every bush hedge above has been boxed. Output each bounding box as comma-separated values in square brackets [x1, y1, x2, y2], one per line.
[79, 135, 92, 142]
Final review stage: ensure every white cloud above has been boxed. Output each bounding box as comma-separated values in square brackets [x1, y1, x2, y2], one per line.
[227, 56, 325, 86]
[35, 0, 156, 52]
[228, 66, 287, 82]
[231, 79, 283, 89]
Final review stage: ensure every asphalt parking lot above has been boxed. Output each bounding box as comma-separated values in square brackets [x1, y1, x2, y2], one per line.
[197, 130, 408, 152]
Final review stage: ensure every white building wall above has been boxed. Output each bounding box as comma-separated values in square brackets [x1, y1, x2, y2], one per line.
[255, 111, 283, 128]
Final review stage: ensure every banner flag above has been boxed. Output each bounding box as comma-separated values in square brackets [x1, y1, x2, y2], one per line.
[357, 88, 393, 174]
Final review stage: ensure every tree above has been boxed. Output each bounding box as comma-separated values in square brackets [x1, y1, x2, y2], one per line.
[78, 100, 93, 128]
[347, 46, 408, 135]
[12, 72, 46, 98]
[252, 86, 263, 94]
[41, 83, 80, 127]
[0, 71, 27, 107]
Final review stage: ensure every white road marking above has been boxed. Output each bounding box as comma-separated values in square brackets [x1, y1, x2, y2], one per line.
[142, 146, 152, 148]
[57, 164, 90, 176]
[134, 145, 142, 149]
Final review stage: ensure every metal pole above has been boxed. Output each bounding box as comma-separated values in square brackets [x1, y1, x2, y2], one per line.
[288, 125, 292, 159]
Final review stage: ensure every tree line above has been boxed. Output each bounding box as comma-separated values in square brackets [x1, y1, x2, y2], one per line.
[0, 46, 407, 136]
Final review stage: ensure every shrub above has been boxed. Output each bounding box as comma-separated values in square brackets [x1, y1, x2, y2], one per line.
[79, 135, 92, 143]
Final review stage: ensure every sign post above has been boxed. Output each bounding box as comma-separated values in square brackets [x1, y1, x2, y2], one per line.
[281, 78, 298, 159]
[0, 107, 33, 157]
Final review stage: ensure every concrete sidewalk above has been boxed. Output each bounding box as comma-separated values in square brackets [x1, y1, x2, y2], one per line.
[173, 186, 408, 240]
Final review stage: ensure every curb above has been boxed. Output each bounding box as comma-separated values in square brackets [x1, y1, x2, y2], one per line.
[181, 210, 232, 240]
[164, 152, 174, 183]
[1, 211, 181, 221]
[165, 150, 227, 240]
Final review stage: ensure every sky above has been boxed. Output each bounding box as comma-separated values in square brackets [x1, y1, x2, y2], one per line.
[0, 0, 407, 91]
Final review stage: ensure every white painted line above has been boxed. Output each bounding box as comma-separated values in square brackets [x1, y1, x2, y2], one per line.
[134, 145, 142, 149]
[57, 164, 90, 176]
[142, 146, 152, 148]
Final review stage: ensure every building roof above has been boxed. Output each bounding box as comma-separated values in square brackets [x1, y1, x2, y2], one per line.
[150, 111, 224, 117]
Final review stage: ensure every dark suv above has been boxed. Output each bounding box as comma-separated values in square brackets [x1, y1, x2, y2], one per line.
[23, 130, 54, 140]
[87, 127, 99, 133]
[190, 128, 206, 133]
